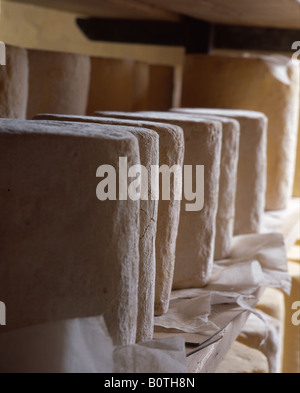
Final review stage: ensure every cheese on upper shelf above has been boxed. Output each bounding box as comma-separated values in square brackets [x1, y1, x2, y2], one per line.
[27, 50, 91, 119]
[87, 58, 149, 115]
[182, 53, 300, 211]
[0, 45, 28, 119]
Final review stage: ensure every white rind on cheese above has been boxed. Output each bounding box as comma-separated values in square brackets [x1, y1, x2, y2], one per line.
[0, 119, 141, 346]
[175, 108, 267, 236]
[96, 111, 222, 291]
[172, 110, 240, 259]
[27, 50, 91, 120]
[34, 113, 162, 341]
[92, 113, 185, 315]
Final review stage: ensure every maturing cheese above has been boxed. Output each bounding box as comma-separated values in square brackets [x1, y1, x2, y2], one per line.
[96, 111, 222, 291]
[87, 58, 149, 115]
[0, 45, 28, 119]
[216, 341, 269, 374]
[172, 110, 240, 259]
[147, 65, 174, 111]
[34, 113, 163, 341]
[182, 53, 300, 211]
[27, 50, 91, 119]
[0, 119, 141, 346]
[90, 113, 184, 316]
[175, 108, 267, 236]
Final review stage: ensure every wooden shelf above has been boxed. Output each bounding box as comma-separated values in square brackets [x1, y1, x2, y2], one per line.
[0, 1, 184, 65]
[138, 0, 300, 29]
[10, 0, 300, 29]
[9, 0, 180, 21]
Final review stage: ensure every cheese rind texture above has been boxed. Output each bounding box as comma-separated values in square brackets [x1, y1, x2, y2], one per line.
[94, 112, 185, 315]
[182, 54, 300, 211]
[175, 108, 267, 236]
[0, 45, 28, 119]
[87, 58, 149, 114]
[97, 111, 222, 290]
[34, 113, 161, 342]
[27, 50, 91, 119]
[172, 111, 240, 259]
[0, 119, 141, 346]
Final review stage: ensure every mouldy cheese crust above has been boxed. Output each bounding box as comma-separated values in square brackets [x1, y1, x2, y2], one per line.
[0, 119, 141, 346]
[34, 114, 160, 342]
[96, 111, 222, 291]
[0, 45, 28, 119]
[35, 113, 185, 317]
[182, 54, 299, 211]
[27, 50, 91, 120]
[174, 108, 267, 236]
[172, 112, 240, 260]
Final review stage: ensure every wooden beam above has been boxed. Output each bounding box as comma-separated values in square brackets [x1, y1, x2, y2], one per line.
[9, 0, 180, 21]
[214, 25, 300, 53]
[77, 16, 213, 53]
[137, 0, 300, 30]
[0, 0, 184, 65]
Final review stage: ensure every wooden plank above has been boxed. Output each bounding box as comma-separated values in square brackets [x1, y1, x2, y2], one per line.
[137, 0, 300, 29]
[77, 17, 213, 53]
[0, 0, 184, 66]
[187, 311, 251, 373]
[214, 25, 300, 53]
[9, 0, 180, 21]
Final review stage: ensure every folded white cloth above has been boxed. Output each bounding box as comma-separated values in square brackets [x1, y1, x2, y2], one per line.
[238, 311, 282, 374]
[0, 316, 187, 373]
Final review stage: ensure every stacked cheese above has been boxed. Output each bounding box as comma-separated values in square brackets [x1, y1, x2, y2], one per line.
[35, 113, 185, 325]
[27, 50, 91, 119]
[182, 53, 300, 211]
[0, 119, 144, 346]
[174, 108, 267, 236]
[171, 111, 241, 258]
[0, 45, 28, 119]
[87, 58, 176, 114]
[95, 111, 222, 290]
